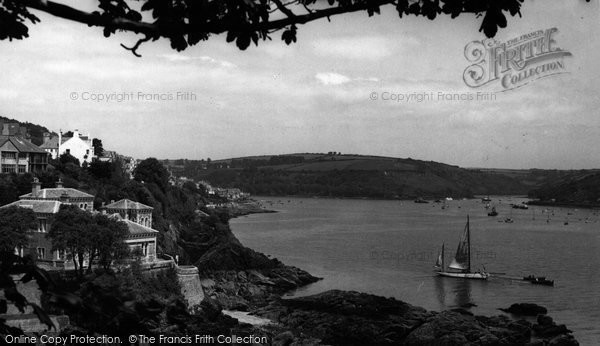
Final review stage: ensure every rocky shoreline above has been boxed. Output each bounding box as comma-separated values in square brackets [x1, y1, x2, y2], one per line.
[199, 269, 578, 345]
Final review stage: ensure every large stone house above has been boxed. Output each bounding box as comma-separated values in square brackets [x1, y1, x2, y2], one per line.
[102, 199, 153, 228]
[2, 179, 159, 267]
[101, 199, 157, 262]
[0, 135, 48, 174]
[19, 178, 94, 212]
[40, 130, 95, 165]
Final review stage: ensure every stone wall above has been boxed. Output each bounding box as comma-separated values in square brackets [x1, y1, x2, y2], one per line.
[176, 265, 205, 310]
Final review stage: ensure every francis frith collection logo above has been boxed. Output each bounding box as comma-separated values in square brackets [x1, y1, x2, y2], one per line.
[463, 28, 572, 91]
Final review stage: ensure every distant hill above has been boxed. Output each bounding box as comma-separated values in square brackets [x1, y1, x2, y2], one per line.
[0, 115, 52, 145]
[528, 171, 600, 207]
[166, 153, 535, 199]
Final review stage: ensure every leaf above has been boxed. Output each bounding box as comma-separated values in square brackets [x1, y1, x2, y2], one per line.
[226, 30, 237, 43]
[47, 291, 83, 309]
[29, 303, 55, 331]
[236, 33, 251, 50]
[396, 0, 409, 17]
[4, 287, 27, 313]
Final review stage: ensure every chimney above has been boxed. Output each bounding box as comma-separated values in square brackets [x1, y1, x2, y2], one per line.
[59, 192, 69, 203]
[55, 178, 63, 189]
[32, 178, 41, 195]
[2, 124, 9, 136]
[73, 129, 80, 138]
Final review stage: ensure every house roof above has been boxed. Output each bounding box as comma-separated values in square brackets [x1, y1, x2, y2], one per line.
[40, 136, 59, 149]
[122, 219, 159, 236]
[20, 188, 94, 199]
[1, 200, 62, 214]
[0, 135, 47, 154]
[104, 199, 153, 210]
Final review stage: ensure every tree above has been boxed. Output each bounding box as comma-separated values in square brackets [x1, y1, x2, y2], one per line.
[48, 205, 92, 275]
[59, 153, 80, 167]
[48, 205, 131, 274]
[92, 138, 104, 157]
[90, 214, 129, 271]
[133, 158, 170, 191]
[0, 206, 37, 253]
[0, 0, 539, 57]
[88, 160, 113, 180]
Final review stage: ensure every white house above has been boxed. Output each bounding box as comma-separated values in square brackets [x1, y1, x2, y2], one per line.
[41, 130, 95, 165]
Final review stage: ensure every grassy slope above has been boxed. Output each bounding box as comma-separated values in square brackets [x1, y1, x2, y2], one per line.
[185, 154, 531, 198]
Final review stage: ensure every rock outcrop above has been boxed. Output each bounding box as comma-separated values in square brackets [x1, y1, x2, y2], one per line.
[248, 290, 578, 346]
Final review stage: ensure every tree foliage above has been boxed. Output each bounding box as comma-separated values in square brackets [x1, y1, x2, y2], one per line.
[0, 0, 541, 56]
[133, 157, 170, 191]
[0, 206, 37, 253]
[92, 138, 104, 157]
[58, 153, 81, 167]
[48, 205, 129, 275]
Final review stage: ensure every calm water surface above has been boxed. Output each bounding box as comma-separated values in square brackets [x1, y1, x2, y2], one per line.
[230, 197, 600, 345]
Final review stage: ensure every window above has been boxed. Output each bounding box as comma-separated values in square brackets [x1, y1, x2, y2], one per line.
[18, 165, 26, 173]
[2, 164, 16, 173]
[65, 149, 70, 154]
[1, 152, 16, 159]
[36, 247, 46, 259]
[86, 149, 89, 154]
[38, 219, 47, 232]
[18, 152, 27, 159]
[83, 203, 88, 210]
[55, 250, 64, 260]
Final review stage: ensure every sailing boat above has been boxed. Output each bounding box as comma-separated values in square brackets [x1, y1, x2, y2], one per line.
[434, 216, 489, 280]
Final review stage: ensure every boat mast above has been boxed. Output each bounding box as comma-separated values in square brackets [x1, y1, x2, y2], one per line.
[467, 215, 471, 273]
[442, 243, 445, 270]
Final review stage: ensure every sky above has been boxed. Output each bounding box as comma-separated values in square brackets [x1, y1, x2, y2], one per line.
[1, 0, 599, 169]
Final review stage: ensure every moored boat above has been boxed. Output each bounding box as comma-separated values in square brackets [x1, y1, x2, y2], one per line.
[434, 216, 489, 280]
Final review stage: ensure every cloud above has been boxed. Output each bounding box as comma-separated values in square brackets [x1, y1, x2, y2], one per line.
[315, 73, 380, 86]
[159, 54, 237, 68]
[315, 72, 351, 85]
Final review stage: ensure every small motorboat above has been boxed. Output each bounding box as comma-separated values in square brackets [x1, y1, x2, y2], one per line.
[488, 207, 498, 216]
[523, 275, 554, 286]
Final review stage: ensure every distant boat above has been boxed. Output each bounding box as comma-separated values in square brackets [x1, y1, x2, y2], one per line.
[524, 275, 554, 286]
[488, 207, 498, 217]
[434, 216, 489, 280]
[481, 196, 491, 202]
[414, 198, 429, 204]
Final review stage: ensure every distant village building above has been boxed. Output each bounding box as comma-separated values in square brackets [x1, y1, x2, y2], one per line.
[41, 129, 95, 164]
[2, 179, 159, 267]
[0, 122, 30, 139]
[0, 135, 49, 174]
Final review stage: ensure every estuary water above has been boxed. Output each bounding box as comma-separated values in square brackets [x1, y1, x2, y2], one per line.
[230, 196, 600, 345]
